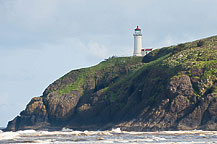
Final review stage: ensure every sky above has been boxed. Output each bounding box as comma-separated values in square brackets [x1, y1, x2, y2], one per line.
[0, 0, 217, 127]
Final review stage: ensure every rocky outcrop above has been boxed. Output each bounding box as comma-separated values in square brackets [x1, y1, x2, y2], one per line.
[6, 97, 49, 131]
[5, 36, 217, 131]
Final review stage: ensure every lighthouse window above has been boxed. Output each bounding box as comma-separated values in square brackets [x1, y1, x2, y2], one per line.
[135, 31, 141, 35]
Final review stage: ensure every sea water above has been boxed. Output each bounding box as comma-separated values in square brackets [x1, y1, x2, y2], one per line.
[0, 128, 217, 144]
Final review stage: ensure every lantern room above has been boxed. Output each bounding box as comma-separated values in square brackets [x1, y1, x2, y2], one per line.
[134, 26, 142, 36]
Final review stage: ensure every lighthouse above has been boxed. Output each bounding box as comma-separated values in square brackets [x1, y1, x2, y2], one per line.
[133, 26, 142, 56]
[133, 26, 153, 56]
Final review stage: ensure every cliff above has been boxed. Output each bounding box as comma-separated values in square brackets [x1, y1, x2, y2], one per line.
[6, 35, 217, 131]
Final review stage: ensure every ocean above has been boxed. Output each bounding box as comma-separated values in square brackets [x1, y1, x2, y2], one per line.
[0, 128, 217, 144]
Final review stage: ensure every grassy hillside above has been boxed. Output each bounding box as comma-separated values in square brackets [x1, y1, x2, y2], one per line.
[6, 35, 217, 131]
[44, 56, 144, 96]
[149, 36, 217, 96]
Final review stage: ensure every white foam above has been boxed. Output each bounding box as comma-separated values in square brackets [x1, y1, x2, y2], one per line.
[38, 130, 73, 135]
[130, 138, 154, 142]
[61, 127, 73, 132]
[111, 128, 121, 133]
[64, 130, 113, 136]
[33, 139, 56, 144]
[0, 131, 20, 140]
[17, 129, 37, 134]
[97, 131, 113, 135]
[152, 136, 166, 141]
[1, 129, 217, 143]
[160, 130, 217, 135]
[122, 131, 148, 135]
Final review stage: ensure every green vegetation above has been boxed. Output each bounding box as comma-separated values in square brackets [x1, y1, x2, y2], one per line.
[45, 35, 217, 101]
[57, 72, 86, 95]
[109, 92, 118, 102]
[159, 35, 217, 97]
[49, 56, 143, 96]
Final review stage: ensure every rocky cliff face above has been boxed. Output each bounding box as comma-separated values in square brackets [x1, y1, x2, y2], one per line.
[6, 36, 217, 131]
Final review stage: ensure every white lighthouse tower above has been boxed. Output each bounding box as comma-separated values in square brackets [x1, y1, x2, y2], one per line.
[133, 26, 142, 56]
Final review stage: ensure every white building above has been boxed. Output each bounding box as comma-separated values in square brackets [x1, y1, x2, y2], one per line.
[133, 26, 152, 56]
[133, 26, 142, 56]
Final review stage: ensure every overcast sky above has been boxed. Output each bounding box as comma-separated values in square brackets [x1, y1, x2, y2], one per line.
[0, 0, 217, 127]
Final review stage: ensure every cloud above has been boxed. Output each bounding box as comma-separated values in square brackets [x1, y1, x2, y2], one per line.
[86, 41, 110, 58]
[1, 0, 217, 50]
[0, 0, 59, 29]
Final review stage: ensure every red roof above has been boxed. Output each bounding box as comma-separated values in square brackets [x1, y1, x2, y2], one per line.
[135, 26, 141, 31]
[145, 49, 153, 51]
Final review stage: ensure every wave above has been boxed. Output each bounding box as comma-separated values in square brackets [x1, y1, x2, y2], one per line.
[1, 129, 217, 143]
[0, 131, 20, 140]
[111, 127, 121, 133]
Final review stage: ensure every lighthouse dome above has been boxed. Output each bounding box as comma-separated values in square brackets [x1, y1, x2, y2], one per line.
[135, 26, 141, 31]
[134, 26, 142, 36]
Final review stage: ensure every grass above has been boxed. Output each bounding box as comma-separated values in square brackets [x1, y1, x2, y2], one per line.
[52, 56, 143, 96]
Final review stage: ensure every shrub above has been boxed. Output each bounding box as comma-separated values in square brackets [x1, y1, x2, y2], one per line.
[177, 43, 185, 48]
[197, 40, 204, 47]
